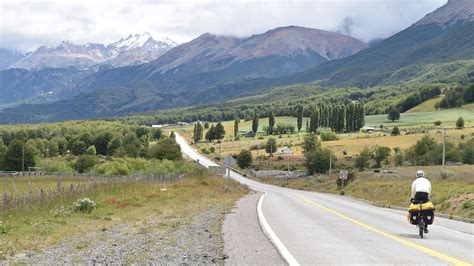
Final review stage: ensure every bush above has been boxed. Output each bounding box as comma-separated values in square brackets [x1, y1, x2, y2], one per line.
[75, 155, 97, 173]
[265, 138, 277, 155]
[236, 149, 252, 168]
[355, 148, 371, 171]
[304, 147, 330, 174]
[391, 127, 400, 136]
[319, 129, 337, 141]
[149, 137, 182, 161]
[434, 121, 442, 126]
[456, 117, 465, 129]
[73, 198, 96, 213]
[209, 146, 215, 153]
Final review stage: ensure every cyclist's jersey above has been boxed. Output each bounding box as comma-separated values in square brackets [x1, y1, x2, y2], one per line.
[411, 177, 431, 198]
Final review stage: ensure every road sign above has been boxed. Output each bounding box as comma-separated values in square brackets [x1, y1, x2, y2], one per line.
[224, 155, 236, 167]
[339, 171, 348, 180]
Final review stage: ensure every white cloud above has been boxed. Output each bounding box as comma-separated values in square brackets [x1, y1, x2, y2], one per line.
[0, 0, 447, 51]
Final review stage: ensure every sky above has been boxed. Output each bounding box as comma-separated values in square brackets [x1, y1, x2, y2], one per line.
[0, 0, 447, 52]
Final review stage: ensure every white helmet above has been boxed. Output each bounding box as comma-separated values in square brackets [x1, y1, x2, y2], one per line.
[416, 170, 425, 178]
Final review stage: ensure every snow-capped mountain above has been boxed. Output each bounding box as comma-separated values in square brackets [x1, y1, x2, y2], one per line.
[6, 33, 177, 70]
[106, 33, 178, 67]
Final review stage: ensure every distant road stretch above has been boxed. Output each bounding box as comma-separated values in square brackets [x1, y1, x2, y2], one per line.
[175, 133, 474, 265]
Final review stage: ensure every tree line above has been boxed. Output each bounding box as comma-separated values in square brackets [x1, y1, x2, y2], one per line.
[307, 102, 365, 133]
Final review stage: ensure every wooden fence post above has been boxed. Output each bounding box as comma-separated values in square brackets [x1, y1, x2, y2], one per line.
[3, 191, 9, 207]
[56, 176, 62, 193]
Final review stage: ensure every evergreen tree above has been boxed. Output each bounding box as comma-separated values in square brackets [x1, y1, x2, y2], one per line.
[252, 112, 259, 133]
[206, 125, 216, 141]
[215, 122, 225, 140]
[297, 105, 303, 132]
[265, 138, 277, 157]
[268, 111, 275, 135]
[456, 117, 465, 129]
[234, 119, 239, 139]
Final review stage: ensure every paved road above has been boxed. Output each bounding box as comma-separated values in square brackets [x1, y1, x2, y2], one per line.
[176, 134, 474, 265]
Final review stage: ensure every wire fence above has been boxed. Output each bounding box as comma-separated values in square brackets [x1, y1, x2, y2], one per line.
[0, 171, 186, 213]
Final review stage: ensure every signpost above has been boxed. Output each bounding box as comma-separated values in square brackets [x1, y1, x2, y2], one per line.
[224, 155, 236, 192]
[339, 171, 348, 191]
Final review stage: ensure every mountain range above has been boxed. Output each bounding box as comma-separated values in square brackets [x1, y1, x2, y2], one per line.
[0, 0, 473, 124]
[2, 32, 177, 71]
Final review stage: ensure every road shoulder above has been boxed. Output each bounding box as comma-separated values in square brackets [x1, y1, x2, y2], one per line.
[223, 191, 284, 265]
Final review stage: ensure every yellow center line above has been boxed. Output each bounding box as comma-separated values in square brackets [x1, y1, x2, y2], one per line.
[292, 193, 472, 266]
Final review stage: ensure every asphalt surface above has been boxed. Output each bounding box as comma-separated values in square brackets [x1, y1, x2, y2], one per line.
[176, 134, 474, 265]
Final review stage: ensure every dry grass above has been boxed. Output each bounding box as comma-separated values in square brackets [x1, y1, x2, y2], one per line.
[0, 175, 94, 196]
[0, 175, 247, 258]
[406, 95, 444, 113]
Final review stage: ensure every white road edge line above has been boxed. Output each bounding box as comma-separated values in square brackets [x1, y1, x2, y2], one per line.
[257, 192, 300, 266]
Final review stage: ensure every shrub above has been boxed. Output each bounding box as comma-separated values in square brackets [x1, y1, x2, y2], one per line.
[73, 198, 96, 213]
[456, 117, 465, 129]
[355, 148, 371, 171]
[149, 137, 182, 161]
[373, 146, 391, 168]
[236, 149, 252, 168]
[391, 127, 400, 136]
[75, 155, 97, 173]
[209, 146, 215, 153]
[434, 121, 442, 126]
[265, 138, 277, 156]
[304, 147, 330, 174]
[319, 129, 337, 141]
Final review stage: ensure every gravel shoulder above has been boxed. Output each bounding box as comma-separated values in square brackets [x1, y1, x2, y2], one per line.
[223, 191, 284, 265]
[5, 207, 227, 265]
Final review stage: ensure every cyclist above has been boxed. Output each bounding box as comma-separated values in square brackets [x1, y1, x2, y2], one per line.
[411, 170, 432, 233]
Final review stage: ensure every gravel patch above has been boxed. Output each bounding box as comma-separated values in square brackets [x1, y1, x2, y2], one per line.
[5, 208, 226, 265]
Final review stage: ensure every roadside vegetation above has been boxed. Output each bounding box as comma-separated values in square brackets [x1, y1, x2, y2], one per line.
[0, 171, 247, 261]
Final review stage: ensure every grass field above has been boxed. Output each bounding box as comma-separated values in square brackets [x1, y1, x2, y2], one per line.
[406, 95, 444, 113]
[1, 175, 93, 196]
[253, 165, 474, 219]
[0, 174, 247, 258]
[365, 108, 474, 127]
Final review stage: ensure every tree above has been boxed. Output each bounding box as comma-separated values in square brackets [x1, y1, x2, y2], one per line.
[94, 132, 113, 155]
[149, 137, 182, 161]
[387, 106, 400, 122]
[3, 139, 36, 171]
[204, 122, 210, 129]
[237, 150, 252, 168]
[394, 148, 404, 166]
[373, 146, 391, 168]
[85, 145, 97, 155]
[355, 148, 371, 171]
[234, 119, 239, 139]
[304, 147, 330, 174]
[297, 105, 303, 132]
[108, 137, 122, 155]
[302, 134, 319, 153]
[152, 128, 162, 140]
[75, 155, 97, 173]
[193, 122, 203, 142]
[205, 125, 216, 141]
[391, 126, 400, 136]
[462, 139, 474, 164]
[268, 111, 275, 135]
[0, 140, 7, 169]
[214, 122, 225, 140]
[456, 117, 465, 129]
[265, 138, 277, 156]
[405, 135, 441, 165]
[252, 112, 259, 133]
[71, 140, 88, 155]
